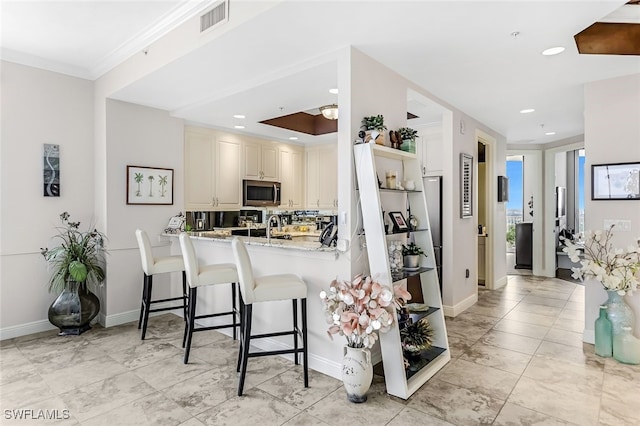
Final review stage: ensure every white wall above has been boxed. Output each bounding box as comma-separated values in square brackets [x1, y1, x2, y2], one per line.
[0, 61, 94, 338]
[584, 73, 640, 341]
[348, 48, 507, 315]
[103, 99, 184, 325]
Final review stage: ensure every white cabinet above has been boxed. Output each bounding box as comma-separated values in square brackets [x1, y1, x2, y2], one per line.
[354, 143, 450, 400]
[420, 124, 444, 177]
[184, 127, 242, 210]
[244, 140, 279, 181]
[280, 145, 304, 208]
[306, 144, 337, 209]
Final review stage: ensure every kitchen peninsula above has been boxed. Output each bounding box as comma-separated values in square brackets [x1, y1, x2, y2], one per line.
[163, 221, 349, 381]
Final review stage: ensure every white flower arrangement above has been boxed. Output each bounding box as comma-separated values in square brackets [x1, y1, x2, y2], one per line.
[562, 225, 640, 295]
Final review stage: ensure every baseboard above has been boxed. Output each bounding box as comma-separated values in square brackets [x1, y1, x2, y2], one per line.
[0, 319, 57, 341]
[493, 275, 508, 290]
[583, 328, 595, 345]
[105, 302, 185, 328]
[443, 292, 478, 317]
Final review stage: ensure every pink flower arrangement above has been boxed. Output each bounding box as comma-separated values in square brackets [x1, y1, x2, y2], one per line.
[320, 274, 410, 349]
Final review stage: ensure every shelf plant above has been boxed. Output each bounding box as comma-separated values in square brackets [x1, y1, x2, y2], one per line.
[402, 242, 427, 268]
[398, 126, 418, 153]
[361, 115, 387, 145]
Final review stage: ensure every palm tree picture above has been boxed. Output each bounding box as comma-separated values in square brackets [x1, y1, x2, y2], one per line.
[147, 175, 154, 197]
[134, 172, 144, 196]
[158, 175, 168, 197]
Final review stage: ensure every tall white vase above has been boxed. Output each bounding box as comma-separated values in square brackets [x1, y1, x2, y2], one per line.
[341, 346, 373, 403]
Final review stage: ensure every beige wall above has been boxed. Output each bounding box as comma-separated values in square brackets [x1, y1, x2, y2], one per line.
[0, 61, 94, 337]
[584, 73, 640, 341]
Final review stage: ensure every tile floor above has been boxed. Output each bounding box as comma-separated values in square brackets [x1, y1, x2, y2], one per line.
[1, 275, 639, 425]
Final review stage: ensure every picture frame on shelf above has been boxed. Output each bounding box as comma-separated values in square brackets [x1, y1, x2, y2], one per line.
[126, 165, 174, 205]
[591, 162, 640, 200]
[388, 211, 409, 233]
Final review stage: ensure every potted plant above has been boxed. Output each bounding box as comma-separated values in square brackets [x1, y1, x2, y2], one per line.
[361, 115, 387, 145]
[398, 127, 418, 153]
[41, 212, 106, 335]
[402, 242, 427, 269]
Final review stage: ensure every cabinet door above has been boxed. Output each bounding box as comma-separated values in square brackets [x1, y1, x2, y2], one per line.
[215, 138, 242, 208]
[421, 125, 443, 176]
[261, 144, 279, 181]
[318, 147, 337, 209]
[185, 128, 214, 210]
[243, 141, 261, 180]
[306, 150, 320, 208]
[281, 147, 304, 208]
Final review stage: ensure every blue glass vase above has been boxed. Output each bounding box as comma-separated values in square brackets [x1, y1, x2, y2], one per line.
[594, 305, 613, 357]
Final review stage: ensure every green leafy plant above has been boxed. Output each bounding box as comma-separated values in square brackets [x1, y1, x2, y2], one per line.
[402, 242, 427, 257]
[40, 212, 106, 293]
[400, 318, 434, 354]
[398, 127, 418, 142]
[506, 224, 516, 245]
[361, 115, 387, 131]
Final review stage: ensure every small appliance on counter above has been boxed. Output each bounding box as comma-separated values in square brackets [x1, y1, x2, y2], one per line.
[320, 223, 338, 247]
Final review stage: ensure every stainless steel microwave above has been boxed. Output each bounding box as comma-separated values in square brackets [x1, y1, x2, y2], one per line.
[243, 180, 281, 207]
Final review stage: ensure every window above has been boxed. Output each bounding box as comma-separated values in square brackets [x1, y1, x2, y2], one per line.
[506, 155, 524, 250]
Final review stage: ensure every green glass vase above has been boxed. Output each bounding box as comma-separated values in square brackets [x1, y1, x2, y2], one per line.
[594, 305, 613, 357]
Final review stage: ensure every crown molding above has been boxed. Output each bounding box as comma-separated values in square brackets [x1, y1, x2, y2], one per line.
[89, 0, 220, 79]
[0, 48, 92, 80]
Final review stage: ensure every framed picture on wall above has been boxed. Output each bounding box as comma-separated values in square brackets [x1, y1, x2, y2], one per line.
[591, 162, 640, 200]
[460, 153, 473, 217]
[126, 165, 174, 205]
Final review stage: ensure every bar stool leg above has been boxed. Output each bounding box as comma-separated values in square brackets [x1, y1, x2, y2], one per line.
[238, 304, 253, 396]
[236, 297, 245, 373]
[183, 287, 198, 364]
[231, 282, 238, 341]
[141, 275, 153, 340]
[302, 298, 309, 388]
[182, 271, 188, 321]
[138, 275, 147, 329]
[292, 299, 299, 365]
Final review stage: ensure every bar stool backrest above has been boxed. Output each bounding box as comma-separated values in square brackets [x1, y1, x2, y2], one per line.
[179, 233, 201, 288]
[231, 237, 256, 304]
[135, 229, 155, 275]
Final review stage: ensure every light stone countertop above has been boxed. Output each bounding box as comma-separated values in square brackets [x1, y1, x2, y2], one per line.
[162, 231, 335, 252]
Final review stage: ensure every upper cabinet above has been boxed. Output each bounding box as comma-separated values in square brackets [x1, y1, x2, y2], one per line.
[244, 140, 279, 181]
[184, 127, 242, 211]
[306, 144, 337, 209]
[280, 145, 304, 209]
[420, 124, 444, 177]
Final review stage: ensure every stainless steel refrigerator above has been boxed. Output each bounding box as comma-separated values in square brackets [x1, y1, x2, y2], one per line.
[423, 176, 443, 294]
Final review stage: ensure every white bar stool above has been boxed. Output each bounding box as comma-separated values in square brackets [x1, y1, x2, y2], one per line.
[231, 237, 308, 396]
[135, 229, 188, 340]
[179, 233, 240, 364]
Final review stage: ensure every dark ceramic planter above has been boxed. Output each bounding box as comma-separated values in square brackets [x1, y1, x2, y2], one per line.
[48, 281, 100, 336]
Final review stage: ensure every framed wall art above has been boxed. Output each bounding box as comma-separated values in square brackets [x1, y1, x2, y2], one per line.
[126, 165, 174, 205]
[592, 162, 640, 200]
[43, 144, 60, 197]
[460, 153, 473, 218]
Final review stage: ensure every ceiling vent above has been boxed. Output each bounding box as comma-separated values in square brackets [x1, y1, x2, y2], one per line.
[200, 0, 228, 33]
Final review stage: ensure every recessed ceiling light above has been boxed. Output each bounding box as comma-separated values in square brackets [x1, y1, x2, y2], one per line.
[289, 137, 298, 140]
[234, 125, 245, 129]
[233, 114, 245, 119]
[520, 108, 535, 114]
[545, 132, 556, 136]
[329, 88, 339, 94]
[542, 46, 565, 56]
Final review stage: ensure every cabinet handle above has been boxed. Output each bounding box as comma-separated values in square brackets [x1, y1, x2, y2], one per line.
[212, 197, 215, 206]
[317, 200, 320, 208]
